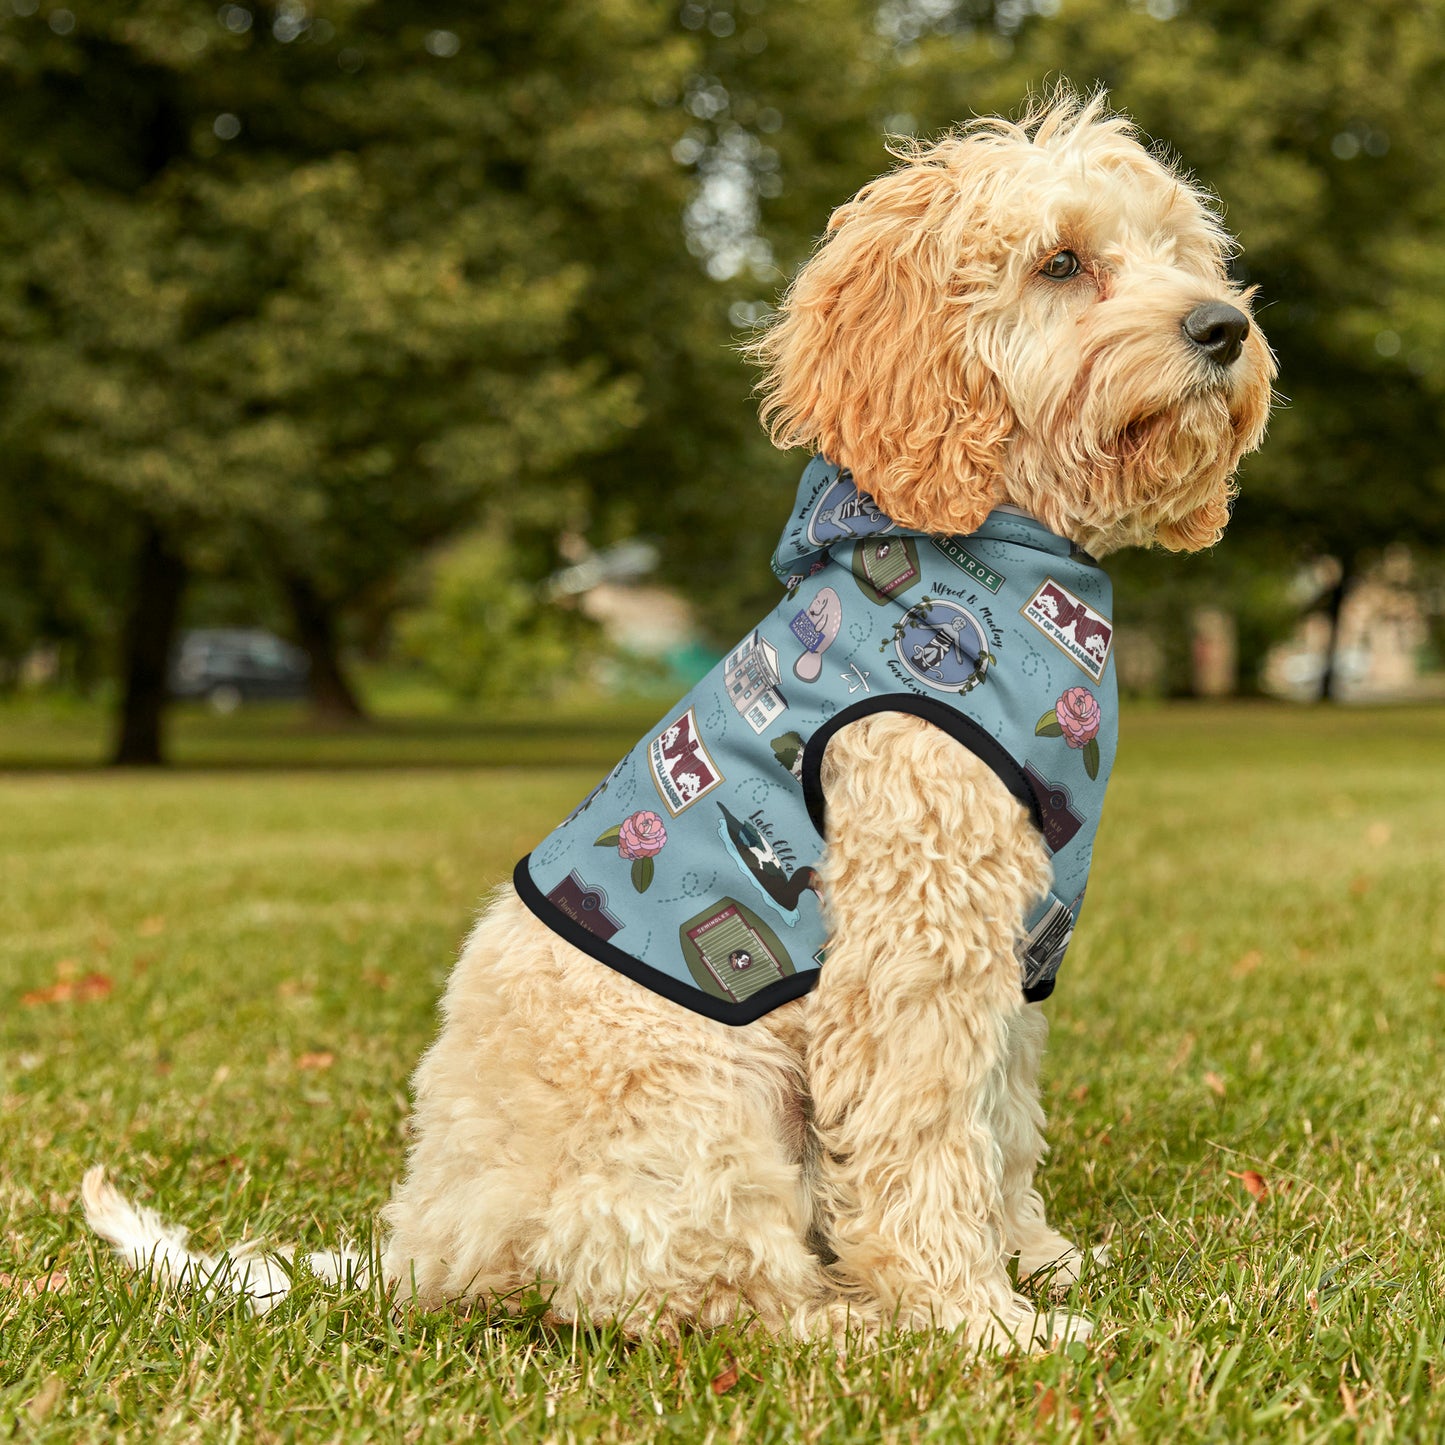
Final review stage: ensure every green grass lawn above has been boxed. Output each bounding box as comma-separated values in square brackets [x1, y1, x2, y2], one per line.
[2, 702, 1443, 1442]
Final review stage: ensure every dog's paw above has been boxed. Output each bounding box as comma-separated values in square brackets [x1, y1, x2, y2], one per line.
[1032, 1308, 1093, 1348]
[970, 1296, 1093, 1353]
[1018, 1239, 1110, 1293]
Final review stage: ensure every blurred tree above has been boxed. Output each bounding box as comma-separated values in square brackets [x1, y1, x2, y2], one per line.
[9, 0, 1445, 738]
[395, 528, 589, 706]
[0, 450, 129, 692]
[575, 0, 890, 641]
[0, 0, 686, 757]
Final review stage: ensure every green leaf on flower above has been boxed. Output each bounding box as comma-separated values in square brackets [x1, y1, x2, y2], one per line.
[1035, 711, 1064, 738]
[1083, 738, 1100, 780]
[632, 856, 654, 892]
[594, 827, 622, 848]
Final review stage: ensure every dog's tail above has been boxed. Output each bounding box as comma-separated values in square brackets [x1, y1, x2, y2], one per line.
[81, 1165, 368, 1315]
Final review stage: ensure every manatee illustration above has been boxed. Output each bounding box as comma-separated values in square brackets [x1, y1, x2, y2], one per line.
[789, 587, 842, 682]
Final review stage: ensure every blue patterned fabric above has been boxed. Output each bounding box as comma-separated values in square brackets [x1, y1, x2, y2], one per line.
[516, 456, 1118, 1025]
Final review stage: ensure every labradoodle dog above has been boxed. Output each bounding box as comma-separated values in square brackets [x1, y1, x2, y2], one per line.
[85, 91, 1274, 1350]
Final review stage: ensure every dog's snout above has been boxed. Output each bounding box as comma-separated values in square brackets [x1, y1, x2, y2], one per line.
[1182, 302, 1250, 367]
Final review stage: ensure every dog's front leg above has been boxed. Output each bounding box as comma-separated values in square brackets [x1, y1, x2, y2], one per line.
[806, 712, 1089, 1350]
[994, 1005, 1096, 1289]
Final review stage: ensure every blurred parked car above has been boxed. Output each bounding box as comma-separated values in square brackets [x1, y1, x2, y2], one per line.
[169, 629, 310, 712]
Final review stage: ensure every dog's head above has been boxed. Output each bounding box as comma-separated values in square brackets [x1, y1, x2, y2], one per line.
[752, 91, 1275, 556]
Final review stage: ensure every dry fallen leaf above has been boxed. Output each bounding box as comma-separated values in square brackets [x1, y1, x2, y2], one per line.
[27, 1375, 64, 1423]
[295, 1051, 335, 1072]
[138, 915, 166, 937]
[1433, 973, 1445, 990]
[710, 1356, 740, 1395]
[21, 973, 113, 1007]
[1167, 1033, 1196, 1073]
[361, 969, 394, 992]
[1034, 1386, 1058, 1425]
[1204, 1071, 1227, 1098]
[1069, 1083, 1089, 1103]
[1348, 875, 1372, 898]
[1231, 950, 1263, 978]
[0, 1267, 69, 1299]
[21, 983, 68, 1007]
[1228, 1169, 1268, 1200]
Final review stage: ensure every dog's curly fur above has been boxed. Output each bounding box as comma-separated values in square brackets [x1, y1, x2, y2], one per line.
[376, 91, 1273, 1348]
[85, 91, 1274, 1351]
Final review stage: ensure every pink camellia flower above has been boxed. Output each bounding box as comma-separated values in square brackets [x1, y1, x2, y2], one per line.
[617, 810, 667, 860]
[1055, 687, 1101, 749]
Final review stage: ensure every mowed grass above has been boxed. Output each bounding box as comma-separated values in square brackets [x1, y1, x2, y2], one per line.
[2, 702, 1443, 1443]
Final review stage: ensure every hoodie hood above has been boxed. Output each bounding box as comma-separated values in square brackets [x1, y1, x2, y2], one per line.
[771, 455, 1088, 586]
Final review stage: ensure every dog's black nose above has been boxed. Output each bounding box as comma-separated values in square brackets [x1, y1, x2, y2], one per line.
[1182, 302, 1250, 367]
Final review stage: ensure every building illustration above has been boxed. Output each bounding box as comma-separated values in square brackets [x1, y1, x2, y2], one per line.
[723, 630, 788, 734]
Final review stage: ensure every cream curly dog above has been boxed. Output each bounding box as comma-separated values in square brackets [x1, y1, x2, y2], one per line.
[85, 92, 1273, 1350]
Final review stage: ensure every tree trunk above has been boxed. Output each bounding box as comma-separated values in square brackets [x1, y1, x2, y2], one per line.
[1317, 554, 1355, 703]
[284, 572, 367, 723]
[111, 523, 187, 766]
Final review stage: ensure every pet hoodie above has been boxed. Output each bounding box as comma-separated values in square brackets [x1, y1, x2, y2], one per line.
[515, 455, 1118, 1026]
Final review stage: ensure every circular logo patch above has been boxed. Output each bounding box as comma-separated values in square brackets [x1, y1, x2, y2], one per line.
[805, 475, 896, 547]
[894, 600, 990, 693]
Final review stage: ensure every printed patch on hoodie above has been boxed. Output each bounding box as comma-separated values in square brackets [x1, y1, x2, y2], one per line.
[648, 707, 724, 815]
[1020, 578, 1113, 682]
[804, 474, 897, 547]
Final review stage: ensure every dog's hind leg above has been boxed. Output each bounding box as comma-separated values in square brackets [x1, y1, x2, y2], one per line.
[804, 713, 1090, 1350]
[382, 894, 837, 1340]
[515, 997, 834, 1341]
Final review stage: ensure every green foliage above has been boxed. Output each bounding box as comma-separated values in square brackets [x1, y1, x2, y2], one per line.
[6, 0, 1445, 704]
[0, 0, 897, 687]
[394, 532, 593, 705]
[0, 0, 698, 693]
[574, 0, 889, 642]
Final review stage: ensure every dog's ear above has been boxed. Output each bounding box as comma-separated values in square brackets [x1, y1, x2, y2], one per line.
[751, 146, 1013, 535]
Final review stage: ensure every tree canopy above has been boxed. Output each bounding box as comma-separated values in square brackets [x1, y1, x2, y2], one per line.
[2, 0, 1442, 750]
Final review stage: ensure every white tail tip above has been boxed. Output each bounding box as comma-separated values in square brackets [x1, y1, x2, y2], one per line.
[81, 1166, 368, 1315]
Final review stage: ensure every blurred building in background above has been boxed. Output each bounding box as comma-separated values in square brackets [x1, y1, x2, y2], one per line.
[1262, 549, 1440, 701]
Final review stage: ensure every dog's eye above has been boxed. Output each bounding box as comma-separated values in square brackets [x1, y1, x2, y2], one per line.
[1041, 250, 1081, 280]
